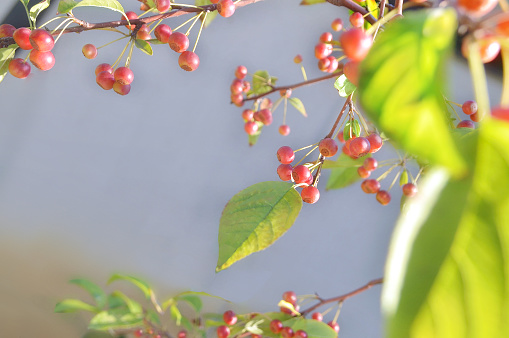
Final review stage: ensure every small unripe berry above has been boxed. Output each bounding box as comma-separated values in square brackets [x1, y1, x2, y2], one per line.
[217, 0, 236, 18]
[301, 186, 320, 204]
[277, 146, 295, 164]
[155, 24, 172, 43]
[8, 58, 31, 79]
[376, 190, 391, 205]
[179, 51, 200, 71]
[319, 138, 338, 157]
[82, 44, 98, 59]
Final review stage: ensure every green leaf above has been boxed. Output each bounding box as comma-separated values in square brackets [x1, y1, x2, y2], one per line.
[383, 118, 509, 337]
[325, 153, 366, 190]
[134, 39, 153, 55]
[195, 0, 217, 28]
[57, 0, 124, 15]
[399, 170, 408, 186]
[176, 294, 202, 313]
[170, 305, 182, 326]
[107, 274, 152, 300]
[299, 0, 325, 4]
[70, 279, 107, 309]
[29, 0, 50, 25]
[288, 97, 307, 117]
[217, 181, 302, 271]
[0, 45, 17, 84]
[54, 299, 99, 313]
[107, 293, 125, 309]
[251, 70, 277, 96]
[290, 319, 338, 338]
[343, 120, 361, 141]
[19, 0, 31, 6]
[88, 308, 144, 330]
[334, 74, 356, 97]
[110, 291, 143, 314]
[358, 8, 467, 178]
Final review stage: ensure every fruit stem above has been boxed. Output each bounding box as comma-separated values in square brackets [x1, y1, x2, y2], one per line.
[271, 96, 284, 113]
[353, 106, 370, 135]
[193, 12, 207, 53]
[148, 19, 164, 34]
[173, 13, 201, 32]
[53, 19, 75, 44]
[295, 143, 319, 153]
[326, 94, 352, 139]
[111, 38, 132, 69]
[387, 168, 402, 191]
[294, 146, 319, 167]
[332, 302, 343, 324]
[97, 35, 129, 49]
[444, 98, 462, 123]
[300, 65, 308, 81]
[50, 17, 73, 34]
[186, 11, 203, 36]
[283, 97, 288, 125]
[376, 163, 399, 182]
[38, 16, 68, 30]
[125, 39, 136, 68]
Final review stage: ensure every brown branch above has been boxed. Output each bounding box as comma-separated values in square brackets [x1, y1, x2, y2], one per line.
[326, 0, 377, 25]
[300, 277, 383, 316]
[244, 71, 341, 102]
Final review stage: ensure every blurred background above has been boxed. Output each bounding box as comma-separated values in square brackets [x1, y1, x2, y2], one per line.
[0, 0, 502, 337]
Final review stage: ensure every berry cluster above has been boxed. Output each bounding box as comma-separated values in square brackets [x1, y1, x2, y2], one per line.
[456, 100, 479, 128]
[1, 24, 56, 79]
[231, 65, 250, 107]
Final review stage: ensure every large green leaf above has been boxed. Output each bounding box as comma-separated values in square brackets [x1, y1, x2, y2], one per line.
[382, 118, 509, 337]
[107, 274, 152, 300]
[88, 308, 144, 330]
[358, 8, 467, 178]
[54, 299, 99, 313]
[70, 278, 107, 308]
[0, 45, 17, 84]
[57, 0, 124, 15]
[324, 153, 366, 190]
[216, 181, 302, 271]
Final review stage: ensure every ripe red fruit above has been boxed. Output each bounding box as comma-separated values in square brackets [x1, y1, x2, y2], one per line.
[340, 28, 372, 62]
[168, 32, 189, 53]
[29, 50, 55, 71]
[277, 146, 295, 164]
[279, 124, 291, 136]
[314, 43, 333, 59]
[244, 121, 258, 135]
[113, 82, 131, 95]
[242, 109, 254, 121]
[114, 67, 134, 85]
[337, 131, 345, 143]
[376, 190, 391, 205]
[223, 310, 237, 326]
[136, 29, 151, 40]
[123, 11, 138, 30]
[470, 111, 482, 122]
[497, 18, 509, 36]
[457, 120, 475, 129]
[343, 61, 360, 86]
[357, 166, 371, 178]
[363, 157, 378, 171]
[491, 106, 509, 122]
[295, 330, 308, 338]
[29, 29, 54, 51]
[155, 24, 172, 43]
[270, 319, 283, 334]
[95, 63, 113, 76]
[277, 164, 293, 181]
[462, 35, 500, 64]
[461, 100, 477, 115]
[96, 71, 115, 90]
[349, 137, 371, 157]
[217, 0, 236, 17]
[134, 329, 143, 337]
[242, 80, 250, 92]
[179, 51, 200, 71]
[319, 138, 339, 157]
[231, 79, 244, 94]
[231, 93, 244, 107]
[82, 44, 98, 59]
[402, 183, 418, 197]
[318, 57, 330, 71]
[367, 133, 383, 153]
[235, 65, 247, 79]
[293, 165, 312, 184]
[260, 98, 272, 110]
[361, 179, 380, 194]
[155, 0, 171, 12]
[177, 330, 187, 338]
[283, 290, 297, 304]
[349, 12, 364, 27]
[301, 186, 320, 204]
[331, 18, 343, 31]
[217, 325, 230, 338]
[0, 24, 16, 38]
[281, 327, 294, 338]
[13, 27, 33, 50]
[280, 89, 292, 98]
[256, 109, 273, 125]
[327, 321, 340, 333]
[8, 58, 31, 79]
[320, 32, 333, 43]
[311, 312, 323, 321]
[457, 0, 498, 17]
[325, 55, 339, 73]
[294, 54, 303, 64]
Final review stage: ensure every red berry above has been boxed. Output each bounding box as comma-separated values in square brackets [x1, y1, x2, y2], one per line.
[283, 290, 297, 305]
[363, 157, 378, 171]
[223, 310, 237, 326]
[123, 11, 138, 30]
[113, 82, 131, 95]
[260, 98, 272, 110]
[294, 54, 303, 63]
[325, 55, 339, 73]
[270, 319, 283, 334]
[29, 50, 55, 71]
[235, 65, 247, 79]
[349, 137, 371, 157]
[367, 133, 383, 153]
[96, 71, 115, 90]
[461, 100, 477, 115]
[402, 183, 418, 197]
[295, 330, 308, 338]
[497, 18, 509, 36]
[177, 331, 187, 338]
[242, 80, 250, 92]
[315, 43, 333, 59]
[280, 88, 292, 98]
[217, 0, 236, 17]
[168, 32, 189, 53]
[231, 93, 244, 107]
[217, 325, 230, 338]
[457, 0, 498, 17]
[293, 165, 312, 184]
[361, 179, 380, 194]
[327, 321, 340, 333]
[340, 28, 372, 62]
[492, 106, 509, 122]
[155, 0, 171, 12]
[331, 18, 343, 31]
[277, 146, 295, 164]
[376, 190, 391, 205]
[357, 166, 371, 178]
[134, 329, 143, 337]
[311, 312, 323, 321]
[349, 12, 364, 27]
[136, 29, 151, 40]
[82, 44, 97, 59]
[319, 138, 339, 157]
[155, 24, 172, 43]
[320, 32, 333, 43]
[179, 51, 200, 71]
[457, 120, 475, 128]
[343, 61, 360, 86]
[470, 111, 482, 122]
[256, 109, 273, 125]
[8, 58, 31, 79]
[301, 186, 320, 204]
[114, 67, 134, 85]
[318, 57, 330, 72]
[29, 29, 54, 51]
[279, 124, 291, 136]
[95, 63, 113, 76]
[0, 24, 16, 38]
[231, 79, 244, 94]
[462, 34, 500, 63]
[242, 109, 254, 121]
[13, 27, 33, 50]
[244, 121, 258, 135]
[281, 326, 294, 338]
[337, 131, 345, 143]
[277, 164, 293, 181]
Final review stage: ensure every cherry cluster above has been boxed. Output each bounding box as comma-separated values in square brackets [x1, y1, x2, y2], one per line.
[0, 24, 56, 79]
[456, 100, 479, 128]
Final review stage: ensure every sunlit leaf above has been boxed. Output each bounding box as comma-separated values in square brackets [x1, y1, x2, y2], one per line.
[70, 278, 107, 308]
[288, 97, 307, 117]
[343, 120, 360, 141]
[54, 299, 99, 313]
[170, 305, 182, 326]
[217, 181, 302, 271]
[134, 39, 153, 55]
[88, 308, 144, 330]
[251, 70, 277, 96]
[0, 45, 17, 84]
[57, 0, 124, 15]
[108, 274, 152, 300]
[176, 294, 202, 313]
[334, 74, 356, 97]
[325, 153, 366, 190]
[358, 8, 467, 177]
[29, 0, 50, 25]
[110, 291, 143, 314]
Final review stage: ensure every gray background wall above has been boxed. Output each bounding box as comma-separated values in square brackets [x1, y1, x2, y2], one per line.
[0, 1, 501, 337]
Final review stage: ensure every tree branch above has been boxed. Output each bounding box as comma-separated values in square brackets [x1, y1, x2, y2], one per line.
[326, 0, 377, 25]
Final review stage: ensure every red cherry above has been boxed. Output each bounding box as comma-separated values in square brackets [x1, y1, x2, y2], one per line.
[470, 111, 482, 122]
[281, 326, 294, 338]
[361, 179, 380, 194]
[340, 28, 372, 62]
[279, 124, 291, 136]
[462, 35, 500, 64]
[13, 27, 33, 50]
[29, 29, 54, 51]
[277, 164, 293, 181]
[457, 120, 475, 128]
[177, 331, 187, 338]
[349, 12, 364, 28]
[402, 183, 418, 197]
[155, 24, 172, 43]
[318, 57, 330, 72]
[357, 166, 371, 178]
[331, 18, 343, 31]
[270, 320, 283, 334]
[134, 329, 143, 337]
[96, 71, 115, 90]
[179, 51, 200, 71]
[327, 321, 340, 333]
[349, 137, 371, 157]
[123, 11, 138, 30]
[155, 0, 171, 12]
[292, 166, 311, 184]
[114, 67, 134, 85]
[168, 32, 189, 53]
[223, 310, 237, 326]
[256, 109, 272, 125]
[29, 50, 55, 71]
[217, 325, 230, 338]
[242, 109, 254, 121]
[315, 43, 333, 59]
[8, 58, 31, 79]
[320, 32, 333, 43]
[277, 146, 295, 164]
[376, 190, 391, 205]
[282, 291, 297, 305]
[217, 0, 236, 17]
[244, 121, 258, 135]
[301, 186, 320, 204]
[461, 100, 477, 115]
[231, 93, 244, 107]
[82, 44, 97, 59]
[0, 24, 16, 38]
[311, 312, 323, 321]
[325, 56, 339, 73]
[294, 330, 308, 338]
[363, 157, 378, 171]
[343, 61, 360, 86]
[337, 131, 345, 143]
[95, 63, 113, 76]
[457, 0, 498, 17]
[235, 65, 247, 79]
[113, 82, 131, 95]
[491, 106, 509, 122]
[319, 138, 339, 157]
[367, 133, 383, 153]
[294, 54, 303, 63]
